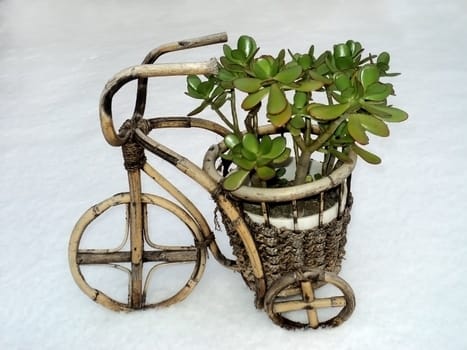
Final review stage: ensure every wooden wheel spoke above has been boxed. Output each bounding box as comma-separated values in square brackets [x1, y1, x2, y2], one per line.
[144, 247, 198, 263]
[273, 300, 309, 314]
[301, 281, 319, 328]
[310, 296, 346, 308]
[265, 270, 355, 329]
[77, 247, 198, 265]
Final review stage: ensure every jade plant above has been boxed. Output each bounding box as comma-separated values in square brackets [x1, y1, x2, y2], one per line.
[186, 35, 408, 190]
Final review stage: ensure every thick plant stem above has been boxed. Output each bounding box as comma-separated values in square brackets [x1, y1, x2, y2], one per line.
[294, 115, 347, 185]
[294, 149, 312, 185]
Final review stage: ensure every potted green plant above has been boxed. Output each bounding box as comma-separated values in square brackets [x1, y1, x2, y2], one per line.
[187, 35, 407, 292]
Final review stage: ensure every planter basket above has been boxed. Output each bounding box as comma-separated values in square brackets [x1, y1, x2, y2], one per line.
[221, 194, 352, 291]
[204, 138, 356, 293]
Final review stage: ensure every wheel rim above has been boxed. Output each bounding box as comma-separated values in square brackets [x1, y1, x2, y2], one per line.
[264, 269, 355, 329]
[68, 192, 207, 311]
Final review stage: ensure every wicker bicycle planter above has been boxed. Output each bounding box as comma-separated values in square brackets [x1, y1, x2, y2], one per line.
[204, 137, 357, 293]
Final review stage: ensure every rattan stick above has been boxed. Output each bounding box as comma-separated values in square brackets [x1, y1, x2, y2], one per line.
[127, 170, 144, 308]
[301, 281, 319, 329]
[134, 33, 228, 117]
[100, 59, 218, 146]
[149, 116, 230, 137]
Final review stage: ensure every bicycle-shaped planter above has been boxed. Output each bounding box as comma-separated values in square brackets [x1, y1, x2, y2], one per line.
[69, 33, 356, 329]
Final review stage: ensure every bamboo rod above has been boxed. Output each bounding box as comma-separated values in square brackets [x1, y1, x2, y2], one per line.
[77, 249, 198, 265]
[100, 59, 218, 147]
[148, 116, 230, 137]
[127, 170, 144, 309]
[301, 281, 319, 329]
[133, 33, 228, 117]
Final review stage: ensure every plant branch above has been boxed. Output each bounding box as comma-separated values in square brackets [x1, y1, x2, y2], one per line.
[229, 89, 241, 135]
[211, 104, 235, 131]
[306, 115, 347, 154]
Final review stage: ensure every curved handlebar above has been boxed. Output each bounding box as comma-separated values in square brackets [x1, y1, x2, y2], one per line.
[99, 33, 228, 147]
[99, 59, 218, 146]
[134, 32, 227, 118]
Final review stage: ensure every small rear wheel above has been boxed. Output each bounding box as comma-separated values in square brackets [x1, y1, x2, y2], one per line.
[264, 269, 355, 329]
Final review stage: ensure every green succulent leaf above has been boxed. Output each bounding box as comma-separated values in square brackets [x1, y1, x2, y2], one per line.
[351, 144, 381, 164]
[267, 83, 288, 115]
[346, 40, 362, 56]
[224, 134, 241, 149]
[289, 115, 306, 129]
[186, 84, 205, 99]
[187, 100, 209, 116]
[354, 113, 390, 137]
[233, 78, 262, 93]
[232, 154, 255, 170]
[187, 75, 201, 90]
[334, 72, 351, 92]
[220, 151, 233, 161]
[212, 92, 227, 109]
[252, 56, 274, 79]
[377, 51, 390, 71]
[348, 115, 369, 145]
[340, 87, 357, 101]
[364, 82, 394, 101]
[272, 147, 291, 165]
[219, 57, 245, 73]
[276, 167, 286, 178]
[298, 54, 313, 69]
[295, 80, 324, 92]
[361, 103, 408, 122]
[293, 91, 308, 109]
[308, 102, 350, 121]
[256, 156, 271, 167]
[241, 88, 269, 110]
[274, 65, 302, 84]
[241, 148, 257, 161]
[242, 133, 260, 154]
[333, 43, 353, 70]
[197, 81, 214, 96]
[256, 166, 276, 181]
[263, 136, 287, 159]
[308, 70, 332, 84]
[238, 35, 257, 59]
[268, 102, 292, 127]
[223, 44, 233, 60]
[329, 148, 352, 162]
[359, 65, 380, 90]
[259, 135, 272, 155]
[223, 169, 250, 191]
[231, 49, 246, 62]
[217, 69, 237, 82]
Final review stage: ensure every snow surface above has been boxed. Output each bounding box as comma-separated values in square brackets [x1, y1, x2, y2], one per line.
[1, 0, 467, 349]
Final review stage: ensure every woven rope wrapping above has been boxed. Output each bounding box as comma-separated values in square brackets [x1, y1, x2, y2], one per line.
[122, 142, 146, 170]
[222, 195, 353, 290]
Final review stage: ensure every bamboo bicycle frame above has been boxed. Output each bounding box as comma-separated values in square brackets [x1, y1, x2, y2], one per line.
[95, 32, 267, 308]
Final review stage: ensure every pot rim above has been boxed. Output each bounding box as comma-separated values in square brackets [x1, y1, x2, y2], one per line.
[203, 141, 357, 203]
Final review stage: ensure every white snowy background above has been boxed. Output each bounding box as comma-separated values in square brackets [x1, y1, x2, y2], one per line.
[1, 0, 466, 349]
